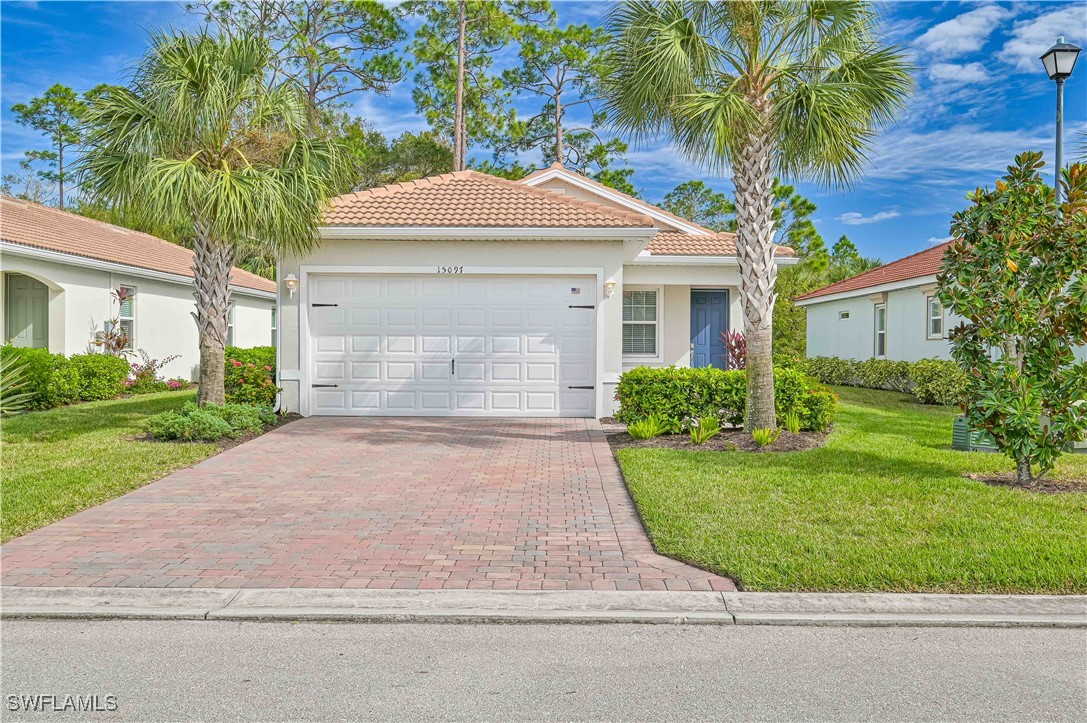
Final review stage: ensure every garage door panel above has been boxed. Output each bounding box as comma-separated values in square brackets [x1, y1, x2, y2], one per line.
[308, 274, 596, 417]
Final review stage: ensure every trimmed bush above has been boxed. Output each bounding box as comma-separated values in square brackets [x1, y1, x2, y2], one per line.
[856, 359, 912, 393]
[615, 366, 837, 433]
[802, 355, 967, 407]
[68, 354, 129, 401]
[0, 347, 76, 410]
[225, 346, 278, 407]
[909, 358, 967, 407]
[147, 401, 275, 441]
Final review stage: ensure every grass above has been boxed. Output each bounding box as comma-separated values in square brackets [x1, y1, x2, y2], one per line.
[616, 387, 1087, 594]
[1, 391, 218, 542]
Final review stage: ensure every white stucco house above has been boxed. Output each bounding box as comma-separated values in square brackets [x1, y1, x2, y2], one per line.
[1, 195, 276, 380]
[277, 164, 796, 418]
[794, 241, 1087, 363]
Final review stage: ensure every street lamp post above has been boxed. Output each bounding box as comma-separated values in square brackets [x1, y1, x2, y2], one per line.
[1040, 37, 1082, 203]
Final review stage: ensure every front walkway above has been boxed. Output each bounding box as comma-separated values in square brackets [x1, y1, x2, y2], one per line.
[2, 418, 733, 591]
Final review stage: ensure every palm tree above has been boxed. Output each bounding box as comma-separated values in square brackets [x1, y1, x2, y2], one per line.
[604, 1, 912, 429]
[78, 31, 346, 405]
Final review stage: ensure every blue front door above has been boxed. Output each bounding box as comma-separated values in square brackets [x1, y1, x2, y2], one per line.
[690, 290, 729, 369]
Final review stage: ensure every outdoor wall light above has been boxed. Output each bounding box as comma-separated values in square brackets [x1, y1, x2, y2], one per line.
[284, 273, 299, 298]
[603, 278, 617, 297]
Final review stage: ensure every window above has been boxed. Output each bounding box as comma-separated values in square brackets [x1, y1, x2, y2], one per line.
[839, 311, 850, 321]
[622, 289, 658, 356]
[270, 307, 277, 347]
[226, 305, 235, 347]
[927, 296, 944, 339]
[874, 303, 887, 358]
[118, 285, 135, 350]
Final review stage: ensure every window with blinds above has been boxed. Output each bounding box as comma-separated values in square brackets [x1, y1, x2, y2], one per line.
[118, 285, 135, 350]
[622, 289, 658, 355]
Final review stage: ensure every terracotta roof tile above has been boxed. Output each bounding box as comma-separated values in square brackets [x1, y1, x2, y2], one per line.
[795, 242, 950, 301]
[1, 196, 275, 293]
[326, 170, 654, 228]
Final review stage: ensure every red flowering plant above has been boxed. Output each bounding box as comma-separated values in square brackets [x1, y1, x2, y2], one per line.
[722, 329, 747, 369]
[225, 357, 279, 407]
[126, 350, 181, 394]
[94, 287, 134, 357]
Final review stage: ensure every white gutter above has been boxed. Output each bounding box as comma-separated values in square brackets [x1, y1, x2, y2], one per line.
[631, 253, 799, 267]
[1, 241, 276, 299]
[319, 226, 658, 241]
[521, 168, 710, 236]
[793, 274, 938, 306]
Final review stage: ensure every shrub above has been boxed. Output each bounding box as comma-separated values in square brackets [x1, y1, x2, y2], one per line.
[166, 377, 190, 391]
[126, 350, 180, 394]
[147, 402, 274, 441]
[690, 417, 721, 445]
[723, 330, 746, 369]
[0, 346, 77, 410]
[225, 346, 279, 407]
[615, 366, 837, 433]
[801, 356, 859, 386]
[68, 353, 129, 401]
[782, 409, 801, 434]
[752, 427, 781, 447]
[628, 414, 669, 440]
[856, 358, 912, 393]
[909, 358, 967, 407]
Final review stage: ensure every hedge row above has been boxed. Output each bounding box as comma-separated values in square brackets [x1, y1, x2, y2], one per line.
[615, 366, 838, 433]
[800, 356, 966, 407]
[0, 346, 130, 410]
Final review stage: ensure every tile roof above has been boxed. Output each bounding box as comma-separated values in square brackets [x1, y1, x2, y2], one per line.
[1, 196, 276, 294]
[325, 170, 654, 228]
[795, 242, 951, 302]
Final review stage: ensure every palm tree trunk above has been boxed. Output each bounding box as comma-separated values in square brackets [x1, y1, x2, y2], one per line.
[192, 220, 233, 406]
[453, 0, 467, 171]
[732, 131, 779, 431]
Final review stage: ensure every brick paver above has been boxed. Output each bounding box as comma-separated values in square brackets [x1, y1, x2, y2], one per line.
[1, 418, 734, 591]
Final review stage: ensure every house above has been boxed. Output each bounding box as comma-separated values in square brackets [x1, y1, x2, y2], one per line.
[277, 164, 796, 418]
[793, 241, 1087, 363]
[1, 196, 276, 380]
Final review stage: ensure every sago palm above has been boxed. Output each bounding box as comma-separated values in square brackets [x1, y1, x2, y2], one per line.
[79, 31, 347, 405]
[605, 1, 912, 429]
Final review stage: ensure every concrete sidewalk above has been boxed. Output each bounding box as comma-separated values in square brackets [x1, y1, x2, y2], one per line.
[3, 587, 1084, 627]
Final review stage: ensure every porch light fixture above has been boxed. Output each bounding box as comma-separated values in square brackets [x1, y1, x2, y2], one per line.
[284, 273, 299, 298]
[1040, 36, 1081, 202]
[603, 278, 617, 297]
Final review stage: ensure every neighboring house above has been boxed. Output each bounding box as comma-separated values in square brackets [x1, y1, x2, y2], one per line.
[794, 241, 1087, 363]
[277, 164, 795, 418]
[1, 196, 276, 380]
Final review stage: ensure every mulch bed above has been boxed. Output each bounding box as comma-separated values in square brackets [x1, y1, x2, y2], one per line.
[606, 426, 830, 453]
[964, 472, 1087, 494]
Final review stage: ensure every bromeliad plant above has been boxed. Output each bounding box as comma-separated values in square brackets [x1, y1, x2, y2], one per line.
[937, 152, 1087, 485]
[627, 414, 669, 440]
[751, 427, 781, 447]
[689, 417, 721, 445]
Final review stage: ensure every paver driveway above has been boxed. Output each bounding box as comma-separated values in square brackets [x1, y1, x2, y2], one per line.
[2, 418, 734, 591]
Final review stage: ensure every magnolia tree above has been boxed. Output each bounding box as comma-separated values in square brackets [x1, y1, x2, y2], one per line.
[937, 152, 1087, 485]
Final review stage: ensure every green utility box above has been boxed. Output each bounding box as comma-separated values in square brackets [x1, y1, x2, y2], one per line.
[951, 415, 999, 453]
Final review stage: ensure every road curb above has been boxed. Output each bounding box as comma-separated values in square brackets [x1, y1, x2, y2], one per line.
[2, 588, 1085, 628]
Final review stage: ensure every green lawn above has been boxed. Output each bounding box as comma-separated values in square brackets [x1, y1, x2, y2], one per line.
[617, 387, 1087, 593]
[1, 391, 218, 541]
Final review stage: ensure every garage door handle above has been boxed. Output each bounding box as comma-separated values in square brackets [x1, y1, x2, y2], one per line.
[568, 305, 595, 309]
[311, 384, 338, 388]
[451, 358, 455, 376]
[312, 303, 339, 308]
[567, 385, 595, 390]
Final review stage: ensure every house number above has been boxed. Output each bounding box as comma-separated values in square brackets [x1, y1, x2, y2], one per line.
[437, 266, 464, 274]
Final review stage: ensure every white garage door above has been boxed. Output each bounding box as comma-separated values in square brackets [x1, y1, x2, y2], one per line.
[307, 274, 597, 417]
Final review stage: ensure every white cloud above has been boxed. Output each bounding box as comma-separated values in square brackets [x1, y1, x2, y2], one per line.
[999, 5, 1086, 72]
[928, 62, 990, 85]
[838, 210, 901, 225]
[915, 5, 1015, 59]
[928, 236, 954, 245]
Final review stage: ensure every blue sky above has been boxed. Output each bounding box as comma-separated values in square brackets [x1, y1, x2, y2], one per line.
[2, 0, 1085, 262]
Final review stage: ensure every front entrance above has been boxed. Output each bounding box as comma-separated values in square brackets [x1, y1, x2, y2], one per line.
[690, 289, 729, 369]
[5, 273, 49, 349]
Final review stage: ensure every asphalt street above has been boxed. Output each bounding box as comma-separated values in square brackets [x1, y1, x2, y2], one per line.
[2, 621, 1084, 721]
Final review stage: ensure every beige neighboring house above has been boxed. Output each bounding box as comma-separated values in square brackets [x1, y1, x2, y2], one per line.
[1, 196, 276, 380]
[277, 164, 796, 418]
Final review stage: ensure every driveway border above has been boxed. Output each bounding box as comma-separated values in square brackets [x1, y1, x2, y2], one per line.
[3, 588, 1084, 628]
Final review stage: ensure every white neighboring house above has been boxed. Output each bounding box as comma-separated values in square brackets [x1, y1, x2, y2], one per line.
[277, 164, 797, 418]
[1, 195, 277, 380]
[794, 241, 1087, 363]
